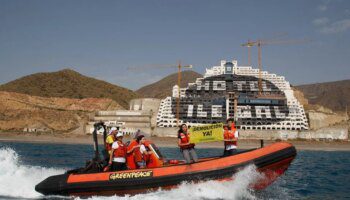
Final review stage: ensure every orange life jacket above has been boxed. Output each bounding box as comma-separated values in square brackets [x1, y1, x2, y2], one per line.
[179, 132, 195, 149]
[179, 132, 190, 143]
[113, 141, 127, 158]
[127, 140, 139, 169]
[224, 122, 238, 146]
[224, 129, 237, 146]
[133, 146, 144, 162]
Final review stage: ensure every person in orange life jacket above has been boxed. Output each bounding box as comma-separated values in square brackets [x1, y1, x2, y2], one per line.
[133, 135, 152, 169]
[178, 124, 198, 164]
[128, 129, 142, 148]
[105, 127, 118, 156]
[109, 132, 138, 171]
[223, 119, 239, 156]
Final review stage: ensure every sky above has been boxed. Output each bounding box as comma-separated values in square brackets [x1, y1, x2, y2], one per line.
[0, 0, 349, 90]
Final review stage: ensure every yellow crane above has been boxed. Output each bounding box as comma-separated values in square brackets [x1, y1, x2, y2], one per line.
[127, 61, 192, 126]
[241, 38, 309, 95]
[241, 39, 254, 66]
[175, 61, 193, 126]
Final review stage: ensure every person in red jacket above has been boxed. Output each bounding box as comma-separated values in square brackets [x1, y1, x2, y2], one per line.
[109, 132, 138, 171]
[133, 135, 152, 168]
[178, 124, 198, 164]
[223, 119, 239, 156]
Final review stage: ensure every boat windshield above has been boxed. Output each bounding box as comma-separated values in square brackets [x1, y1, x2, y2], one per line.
[148, 143, 164, 159]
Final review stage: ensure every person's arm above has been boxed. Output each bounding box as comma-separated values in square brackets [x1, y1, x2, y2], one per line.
[230, 132, 238, 141]
[234, 130, 239, 141]
[230, 122, 235, 131]
[139, 145, 151, 155]
[178, 138, 190, 147]
[223, 138, 237, 141]
[145, 150, 152, 155]
[109, 142, 118, 165]
[178, 138, 182, 147]
[127, 145, 139, 154]
[223, 131, 237, 142]
[223, 129, 229, 142]
[109, 149, 114, 165]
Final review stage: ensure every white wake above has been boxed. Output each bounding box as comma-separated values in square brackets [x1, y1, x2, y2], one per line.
[79, 165, 262, 200]
[0, 147, 65, 199]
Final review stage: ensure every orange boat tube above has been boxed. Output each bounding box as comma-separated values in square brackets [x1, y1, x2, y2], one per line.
[35, 142, 296, 196]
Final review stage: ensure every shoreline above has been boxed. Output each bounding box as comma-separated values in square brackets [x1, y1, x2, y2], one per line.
[0, 133, 350, 151]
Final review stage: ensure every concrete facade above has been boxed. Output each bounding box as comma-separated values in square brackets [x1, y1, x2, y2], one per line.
[130, 98, 161, 129]
[85, 98, 161, 136]
[153, 127, 179, 137]
[238, 128, 349, 140]
[298, 127, 348, 140]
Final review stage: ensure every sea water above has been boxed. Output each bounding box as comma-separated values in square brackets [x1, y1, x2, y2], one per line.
[0, 142, 349, 200]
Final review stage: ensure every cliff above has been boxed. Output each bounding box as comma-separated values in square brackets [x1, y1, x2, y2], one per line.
[0, 91, 121, 133]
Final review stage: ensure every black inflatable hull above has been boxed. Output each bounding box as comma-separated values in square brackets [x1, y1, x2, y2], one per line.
[36, 142, 296, 196]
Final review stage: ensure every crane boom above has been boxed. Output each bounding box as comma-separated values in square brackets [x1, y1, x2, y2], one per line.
[127, 62, 192, 126]
[241, 37, 309, 95]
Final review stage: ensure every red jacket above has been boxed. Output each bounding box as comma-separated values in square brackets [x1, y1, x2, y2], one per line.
[113, 141, 127, 158]
[178, 132, 195, 150]
[133, 146, 144, 162]
[224, 130, 237, 146]
[224, 122, 238, 146]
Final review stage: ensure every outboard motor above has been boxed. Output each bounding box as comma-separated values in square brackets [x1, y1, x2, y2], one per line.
[67, 122, 107, 174]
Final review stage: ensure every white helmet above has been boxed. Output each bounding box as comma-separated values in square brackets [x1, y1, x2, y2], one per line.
[116, 131, 123, 137]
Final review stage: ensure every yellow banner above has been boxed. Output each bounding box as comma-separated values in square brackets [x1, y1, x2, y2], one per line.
[189, 123, 224, 144]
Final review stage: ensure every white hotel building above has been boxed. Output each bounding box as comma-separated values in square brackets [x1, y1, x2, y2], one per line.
[156, 59, 308, 131]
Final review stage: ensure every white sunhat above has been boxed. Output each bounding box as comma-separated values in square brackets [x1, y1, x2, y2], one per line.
[108, 127, 117, 135]
[116, 131, 124, 137]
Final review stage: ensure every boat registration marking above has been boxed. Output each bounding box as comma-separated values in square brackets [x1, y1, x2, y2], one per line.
[109, 171, 153, 180]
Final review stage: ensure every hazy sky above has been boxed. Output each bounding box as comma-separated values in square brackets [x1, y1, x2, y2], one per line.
[0, 0, 349, 90]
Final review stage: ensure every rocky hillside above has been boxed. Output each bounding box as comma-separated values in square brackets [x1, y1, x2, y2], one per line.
[296, 79, 350, 112]
[293, 81, 349, 130]
[0, 69, 138, 109]
[136, 70, 202, 99]
[0, 91, 122, 133]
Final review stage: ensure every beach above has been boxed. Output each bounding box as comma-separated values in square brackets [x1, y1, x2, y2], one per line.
[0, 132, 349, 151]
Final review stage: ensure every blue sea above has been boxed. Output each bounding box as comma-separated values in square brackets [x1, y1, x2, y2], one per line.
[0, 141, 349, 200]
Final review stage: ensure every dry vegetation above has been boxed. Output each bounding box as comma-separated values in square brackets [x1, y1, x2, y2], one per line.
[0, 91, 121, 132]
[0, 69, 139, 109]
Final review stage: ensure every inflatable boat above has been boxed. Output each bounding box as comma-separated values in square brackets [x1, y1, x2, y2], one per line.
[35, 123, 296, 196]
